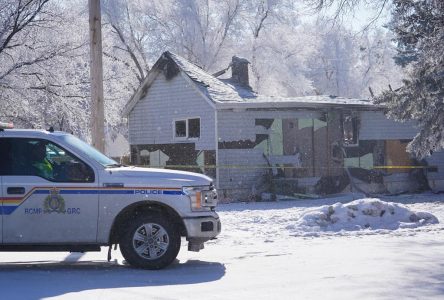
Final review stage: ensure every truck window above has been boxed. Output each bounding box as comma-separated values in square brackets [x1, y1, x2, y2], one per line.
[59, 134, 117, 167]
[0, 138, 12, 175]
[3, 138, 94, 183]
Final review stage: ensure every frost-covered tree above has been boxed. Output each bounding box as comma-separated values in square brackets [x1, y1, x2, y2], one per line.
[307, 25, 403, 98]
[306, 0, 390, 23]
[309, 0, 444, 159]
[375, 0, 444, 159]
[0, 0, 91, 138]
[354, 30, 402, 97]
[0, 0, 407, 145]
[102, 0, 151, 83]
[306, 24, 358, 97]
[238, 0, 317, 96]
[168, 0, 243, 70]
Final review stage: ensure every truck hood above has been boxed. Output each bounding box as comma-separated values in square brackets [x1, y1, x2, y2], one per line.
[102, 166, 213, 188]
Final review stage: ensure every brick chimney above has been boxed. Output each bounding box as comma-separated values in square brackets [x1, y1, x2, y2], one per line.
[231, 56, 250, 88]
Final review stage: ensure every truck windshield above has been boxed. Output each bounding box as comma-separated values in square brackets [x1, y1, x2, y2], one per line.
[60, 134, 119, 167]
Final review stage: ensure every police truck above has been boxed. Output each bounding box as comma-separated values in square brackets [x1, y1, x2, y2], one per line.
[0, 122, 220, 269]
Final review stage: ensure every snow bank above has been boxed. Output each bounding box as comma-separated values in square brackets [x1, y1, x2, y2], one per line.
[289, 198, 439, 233]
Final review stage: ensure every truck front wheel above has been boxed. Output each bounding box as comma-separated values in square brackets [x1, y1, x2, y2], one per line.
[119, 213, 181, 269]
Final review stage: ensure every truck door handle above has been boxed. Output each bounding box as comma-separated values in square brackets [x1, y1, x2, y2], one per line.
[7, 187, 25, 195]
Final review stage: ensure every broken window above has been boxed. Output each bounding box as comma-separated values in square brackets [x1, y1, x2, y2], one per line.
[254, 117, 348, 179]
[343, 140, 387, 171]
[174, 120, 186, 138]
[343, 111, 358, 146]
[255, 119, 274, 129]
[255, 118, 316, 178]
[188, 118, 200, 138]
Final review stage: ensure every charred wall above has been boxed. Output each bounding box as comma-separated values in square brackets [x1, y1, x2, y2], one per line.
[131, 144, 216, 178]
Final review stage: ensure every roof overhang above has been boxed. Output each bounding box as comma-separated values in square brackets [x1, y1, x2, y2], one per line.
[121, 69, 161, 117]
[214, 100, 383, 111]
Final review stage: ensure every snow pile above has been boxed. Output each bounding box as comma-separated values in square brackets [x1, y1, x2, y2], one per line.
[289, 198, 439, 233]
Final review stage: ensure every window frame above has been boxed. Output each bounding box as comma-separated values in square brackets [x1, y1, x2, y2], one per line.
[173, 119, 187, 140]
[173, 117, 201, 141]
[0, 137, 95, 183]
[187, 117, 201, 139]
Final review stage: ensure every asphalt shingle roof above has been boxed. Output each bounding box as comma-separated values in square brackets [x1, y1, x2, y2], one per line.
[166, 52, 374, 107]
[123, 51, 376, 116]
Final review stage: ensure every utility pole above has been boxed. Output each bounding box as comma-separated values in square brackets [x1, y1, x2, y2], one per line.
[89, 0, 105, 153]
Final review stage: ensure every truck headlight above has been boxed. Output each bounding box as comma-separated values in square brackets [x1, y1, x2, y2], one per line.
[182, 186, 218, 211]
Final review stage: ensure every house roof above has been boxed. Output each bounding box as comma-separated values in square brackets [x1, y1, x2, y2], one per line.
[166, 52, 256, 103]
[122, 51, 378, 116]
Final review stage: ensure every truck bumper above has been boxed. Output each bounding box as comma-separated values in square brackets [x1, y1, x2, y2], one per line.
[183, 213, 221, 252]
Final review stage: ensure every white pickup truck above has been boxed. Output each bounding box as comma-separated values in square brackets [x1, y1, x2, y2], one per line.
[0, 124, 220, 269]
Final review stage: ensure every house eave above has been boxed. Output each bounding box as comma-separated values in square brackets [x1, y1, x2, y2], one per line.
[214, 100, 383, 111]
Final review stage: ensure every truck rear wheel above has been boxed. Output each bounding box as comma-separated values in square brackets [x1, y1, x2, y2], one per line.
[119, 213, 181, 269]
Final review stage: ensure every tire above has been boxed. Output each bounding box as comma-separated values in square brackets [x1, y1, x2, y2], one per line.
[119, 213, 181, 269]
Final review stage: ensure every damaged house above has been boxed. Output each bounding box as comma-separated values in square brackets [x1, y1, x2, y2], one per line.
[123, 51, 444, 200]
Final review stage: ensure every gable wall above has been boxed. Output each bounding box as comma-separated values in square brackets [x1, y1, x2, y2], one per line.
[128, 72, 215, 150]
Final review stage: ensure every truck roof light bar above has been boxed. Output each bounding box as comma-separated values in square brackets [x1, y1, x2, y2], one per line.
[0, 122, 14, 130]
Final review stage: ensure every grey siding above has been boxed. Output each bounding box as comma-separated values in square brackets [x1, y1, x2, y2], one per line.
[218, 149, 266, 190]
[359, 111, 418, 140]
[217, 110, 321, 142]
[128, 72, 215, 150]
[426, 151, 444, 178]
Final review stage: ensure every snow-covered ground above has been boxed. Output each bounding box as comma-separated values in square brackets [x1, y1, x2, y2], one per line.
[1, 192, 444, 300]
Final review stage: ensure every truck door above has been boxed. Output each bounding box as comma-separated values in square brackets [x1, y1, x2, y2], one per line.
[2, 137, 99, 244]
[0, 175, 2, 243]
[0, 135, 5, 243]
